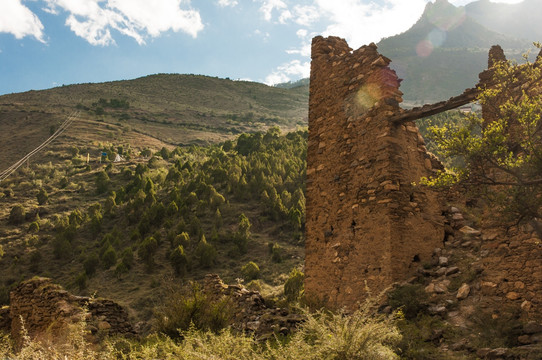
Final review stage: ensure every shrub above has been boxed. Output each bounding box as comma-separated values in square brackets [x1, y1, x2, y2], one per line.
[284, 268, 304, 302]
[36, 188, 48, 205]
[233, 233, 248, 255]
[214, 208, 223, 228]
[172, 232, 190, 248]
[28, 221, 39, 233]
[139, 236, 158, 267]
[196, 236, 217, 268]
[169, 245, 188, 276]
[167, 200, 178, 216]
[388, 284, 428, 320]
[84, 253, 99, 276]
[95, 170, 110, 194]
[232, 213, 252, 254]
[237, 213, 251, 239]
[8, 205, 26, 225]
[275, 307, 401, 360]
[69, 209, 85, 227]
[0, 244, 3, 258]
[271, 242, 282, 263]
[59, 176, 69, 188]
[53, 236, 72, 260]
[470, 306, 522, 348]
[154, 283, 233, 338]
[89, 212, 102, 236]
[241, 261, 260, 281]
[75, 272, 88, 291]
[120, 247, 134, 269]
[114, 262, 129, 278]
[101, 245, 117, 269]
[3, 188, 14, 198]
[104, 195, 117, 216]
[29, 250, 42, 273]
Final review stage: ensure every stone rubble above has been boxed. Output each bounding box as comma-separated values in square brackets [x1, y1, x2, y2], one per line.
[203, 274, 303, 340]
[0, 278, 135, 347]
[407, 205, 542, 358]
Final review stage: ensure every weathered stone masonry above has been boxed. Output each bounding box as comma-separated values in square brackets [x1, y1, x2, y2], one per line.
[305, 36, 482, 309]
[0, 278, 135, 346]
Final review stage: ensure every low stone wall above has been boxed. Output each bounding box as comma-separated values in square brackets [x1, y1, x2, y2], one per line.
[203, 274, 303, 340]
[8, 277, 135, 346]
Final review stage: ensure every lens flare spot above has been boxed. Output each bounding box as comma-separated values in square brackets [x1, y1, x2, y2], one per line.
[427, 29, 446, 49]
[355, 83, 381, 110]
[416, 40, 433, 58]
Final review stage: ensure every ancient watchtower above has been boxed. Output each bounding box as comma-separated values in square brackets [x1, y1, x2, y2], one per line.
[305, 36, 479, 309]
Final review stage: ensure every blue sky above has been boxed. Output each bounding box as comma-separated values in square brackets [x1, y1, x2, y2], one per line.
[0, 0, 523, 95]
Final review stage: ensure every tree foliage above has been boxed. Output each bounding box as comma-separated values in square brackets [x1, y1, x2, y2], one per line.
[425, 47, 542, 228]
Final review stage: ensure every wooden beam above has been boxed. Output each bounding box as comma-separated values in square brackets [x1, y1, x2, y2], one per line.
[390, 88, 479, 125]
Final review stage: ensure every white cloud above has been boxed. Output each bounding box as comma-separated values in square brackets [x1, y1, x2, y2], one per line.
[259, 0, 288, 21]
[217, 0, 238, 7]
[291, 5, 319, 26]
[265, 59, 310, 85]
[278, 9, 292, 24]
[314, 0, 428, 48]
[296, 29, 307, 38]
[43, 0, 204, 46]
[254, 29, 270, 41]
[286, 42, 310, 56]
[0, 0, 45, 42]
[260, 1, 320, 26]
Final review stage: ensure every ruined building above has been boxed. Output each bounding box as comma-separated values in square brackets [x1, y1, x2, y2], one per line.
[305, 36, 485, 309]
[0, 278, 136, 347]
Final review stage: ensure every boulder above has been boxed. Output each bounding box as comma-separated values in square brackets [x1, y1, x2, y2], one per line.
[456, 284, 470, 300]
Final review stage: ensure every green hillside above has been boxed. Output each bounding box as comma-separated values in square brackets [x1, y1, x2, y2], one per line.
[0, 128, 307, 323]
[0, 74, 308, 172]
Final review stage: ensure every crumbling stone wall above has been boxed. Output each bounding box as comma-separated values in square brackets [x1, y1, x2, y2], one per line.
[203, 274, 303, 340]
[476, 46, 542, 320]
[305, 35, 542, 315]
[479, 227, 542, 321]
[8, 278, 135, 346]
[305, 36, 446, 309]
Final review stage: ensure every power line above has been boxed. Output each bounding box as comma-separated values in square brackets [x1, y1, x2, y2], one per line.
[0, 111, 79, 183]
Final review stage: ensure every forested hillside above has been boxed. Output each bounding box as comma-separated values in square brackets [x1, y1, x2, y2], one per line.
[0, 128, 307, 323]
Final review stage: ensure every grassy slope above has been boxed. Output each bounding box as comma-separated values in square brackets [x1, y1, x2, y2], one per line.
[0, 74, 308, 172]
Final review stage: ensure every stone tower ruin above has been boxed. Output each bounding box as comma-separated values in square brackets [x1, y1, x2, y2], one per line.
[305, 36, 480, 309]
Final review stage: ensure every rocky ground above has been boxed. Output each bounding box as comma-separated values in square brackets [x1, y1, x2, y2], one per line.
[402, 205, 542, 359]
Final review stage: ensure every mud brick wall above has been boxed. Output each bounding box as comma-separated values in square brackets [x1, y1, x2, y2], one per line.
[305, 36, 445, 309]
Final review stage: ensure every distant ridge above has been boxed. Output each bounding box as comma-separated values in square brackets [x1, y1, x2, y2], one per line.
[282, 0, 537, 103]
[377, 0, 531, 102]
[465, 0, 542, 43]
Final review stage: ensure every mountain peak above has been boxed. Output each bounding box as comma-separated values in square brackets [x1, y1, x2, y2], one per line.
[422, 0, 466, 32]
